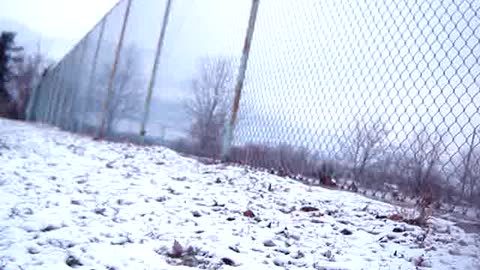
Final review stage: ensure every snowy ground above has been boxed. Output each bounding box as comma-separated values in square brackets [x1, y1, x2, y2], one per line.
[0, 118, 479, 270]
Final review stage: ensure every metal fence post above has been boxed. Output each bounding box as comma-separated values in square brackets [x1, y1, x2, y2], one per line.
[80, 19, 106, 134]
[46, 66, 63, 123]
[43, 72, 56, 123]
[98, 0, 133, 138]
[54, 60, 70, 127]
[139, 0, 173, 140]
[221, 0, 260, 160]
[39, 74, 53, 122]
[35, 82, 46, 122]
[25, 75, 43, 121]
[48, 64, 65, 124]
[26, 78, 45, 121]
[65, 39, 90, 132]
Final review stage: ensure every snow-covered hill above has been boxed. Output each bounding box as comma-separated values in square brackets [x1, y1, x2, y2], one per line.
[0, 118, 479, 270]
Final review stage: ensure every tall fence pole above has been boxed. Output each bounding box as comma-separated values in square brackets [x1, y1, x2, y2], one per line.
[44, 69, 58, 123]
[222, 0, 260, 160]
[37, 72, 53, 122]
[98, 0, 133, 138]
[48, 65, 64, 124]
[66, 39, 90, 132]
[55, 56, 73, 127]
[139, 0, 173, 140]
[25, 71, 45, 121]
[79, 19, 106, 134]
[39, 71, 53, 122]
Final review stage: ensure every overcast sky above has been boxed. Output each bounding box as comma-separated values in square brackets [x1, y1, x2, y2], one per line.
[0, 0, 118, 58]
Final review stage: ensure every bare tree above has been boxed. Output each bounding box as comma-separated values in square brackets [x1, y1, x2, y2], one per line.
[8, 42, 52, 120]
[402, 128, 446, 199]
[459, 129, 480, 201]
[95, 44, 143, 136]
[185, 57, 235, 157]
[0, 31, 23, 118]
[343, 119, 389, 185]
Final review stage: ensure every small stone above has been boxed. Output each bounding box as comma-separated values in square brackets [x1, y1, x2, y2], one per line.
[76, 179, 87, 184]
[263, 240, 276, 247]
[300, 206, 319, 212]
[222, 257, 235, 266]
[326, 210, 337, 216]
[229, 246, 240, 253]
[24, 208, 34, 215]
[111, 237, 128, 245]
[340, 228, 352, 235]
[379, 236, 388, 243]
[41, 224, 61, 232]
[273, 258, 285, 266]
[291, 250, 305, 259]
[226, 217, 235, 221]
[275, 248, 290, 255]
[94, 208, 106, 216]
[27, 246, 40, 254]
[393, 227, 405, 233]
[66, 255, 83, 268]
[192, 211, 201, 217]
[458, 239, 468, 246]
[71, 200, 81, 205]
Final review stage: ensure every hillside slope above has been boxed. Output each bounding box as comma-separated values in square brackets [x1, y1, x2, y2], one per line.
[0, 119, 479, 270]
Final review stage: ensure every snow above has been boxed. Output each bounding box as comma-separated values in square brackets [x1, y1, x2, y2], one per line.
[0, 118, 479, 270]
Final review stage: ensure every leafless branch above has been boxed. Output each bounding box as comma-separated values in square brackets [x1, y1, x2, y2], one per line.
[184, 56, 235, 158]
[94, 44, 143, 135]
[459, 129, 480, 202]
[343, 119, 389, 185]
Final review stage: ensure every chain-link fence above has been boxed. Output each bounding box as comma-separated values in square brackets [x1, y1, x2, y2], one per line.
[27, 0, 480, 210]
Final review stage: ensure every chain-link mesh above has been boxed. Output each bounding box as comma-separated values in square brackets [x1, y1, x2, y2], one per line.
[143, 0, 249, 154]
[28, 0, 480, 208]
[231, 0, 480, 205]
